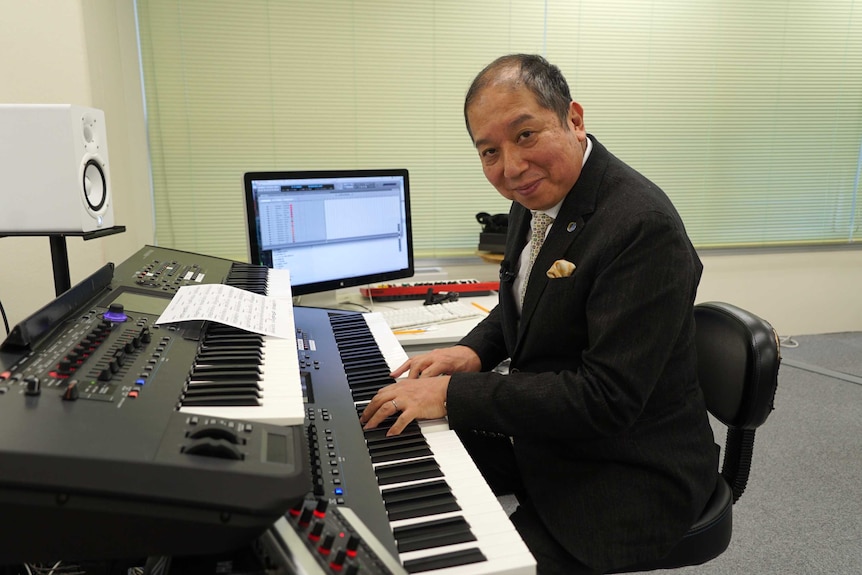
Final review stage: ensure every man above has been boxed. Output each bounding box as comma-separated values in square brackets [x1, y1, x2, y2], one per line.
[360, 54, 717, 574]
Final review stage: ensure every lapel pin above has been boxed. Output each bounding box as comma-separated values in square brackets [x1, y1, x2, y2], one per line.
[567, 222, 577, 232]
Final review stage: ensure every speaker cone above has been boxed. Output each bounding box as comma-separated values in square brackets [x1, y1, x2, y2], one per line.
[82, 159, 107, 212]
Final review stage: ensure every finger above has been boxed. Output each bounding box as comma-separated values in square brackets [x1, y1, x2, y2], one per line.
[359, 394, 386, 425]
[386, 410, 415, 436]
[416, 361, 446, 378]
[400, 361, 424, 379]
[358, 402, 375, 425]
[362, 397, 398, 430]
[389, 358, 413, 379]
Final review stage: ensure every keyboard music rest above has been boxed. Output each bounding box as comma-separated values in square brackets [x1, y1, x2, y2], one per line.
[325, 314, 535, 574]
[178, 264, 304, 426]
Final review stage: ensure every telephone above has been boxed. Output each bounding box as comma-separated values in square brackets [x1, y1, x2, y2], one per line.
[476, 212, 508, 253]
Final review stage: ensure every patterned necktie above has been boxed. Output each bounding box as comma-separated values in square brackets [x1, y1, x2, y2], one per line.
[520, 212, 554, 305]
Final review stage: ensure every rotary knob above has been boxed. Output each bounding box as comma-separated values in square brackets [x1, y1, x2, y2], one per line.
[103, 303, 128, 323]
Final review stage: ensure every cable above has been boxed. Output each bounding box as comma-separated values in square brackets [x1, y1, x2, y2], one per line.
[0, 296, 10, 336]
[779, 334, 799, 349]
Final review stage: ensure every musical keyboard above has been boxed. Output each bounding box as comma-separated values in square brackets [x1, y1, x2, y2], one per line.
[178, 263, 304, 425]
[0, 247, 311, 563]
[360, 280, 499, 301]
[320, 310, 535, 574]
[0, 245, 533, 572]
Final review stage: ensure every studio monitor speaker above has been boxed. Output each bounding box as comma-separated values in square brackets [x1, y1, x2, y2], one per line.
[0, 104, 115, 233]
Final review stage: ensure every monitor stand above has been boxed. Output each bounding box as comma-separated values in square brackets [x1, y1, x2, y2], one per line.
[293, 288, 369, 312]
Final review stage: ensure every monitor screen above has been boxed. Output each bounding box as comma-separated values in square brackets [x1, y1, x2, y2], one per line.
[243, 169, 414, 296]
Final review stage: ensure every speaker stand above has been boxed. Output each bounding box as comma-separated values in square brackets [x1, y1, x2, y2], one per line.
[1, 226, 125, 296]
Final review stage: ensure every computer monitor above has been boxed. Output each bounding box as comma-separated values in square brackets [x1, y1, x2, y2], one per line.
[243, 169, 414, 303]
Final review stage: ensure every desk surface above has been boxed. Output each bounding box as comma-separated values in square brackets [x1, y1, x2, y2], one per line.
[303, 289, 499, 354]
[370, 293, 498, 349]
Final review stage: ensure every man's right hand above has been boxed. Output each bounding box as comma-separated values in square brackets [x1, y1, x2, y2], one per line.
[391, 345, 482, 379]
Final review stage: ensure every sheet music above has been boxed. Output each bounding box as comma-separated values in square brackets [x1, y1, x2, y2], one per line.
[155, 278, 295, 338]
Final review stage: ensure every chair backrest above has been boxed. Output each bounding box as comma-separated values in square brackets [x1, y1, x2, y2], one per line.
[694, 302, 781, 502]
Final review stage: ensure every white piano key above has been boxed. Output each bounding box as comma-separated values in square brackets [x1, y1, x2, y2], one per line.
[403, 539, 536, 575]
[355, 310, 535, 573]
[179, 338, 304, 424]
[266, 269, 295, 300]
[369, 428, 535, 574]
[364, 312, 409, 371]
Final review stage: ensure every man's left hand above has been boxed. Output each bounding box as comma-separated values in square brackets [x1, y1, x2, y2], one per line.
[360, 376, 450, 436]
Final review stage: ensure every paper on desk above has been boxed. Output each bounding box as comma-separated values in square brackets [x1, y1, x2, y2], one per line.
[155, 282, 295, 338]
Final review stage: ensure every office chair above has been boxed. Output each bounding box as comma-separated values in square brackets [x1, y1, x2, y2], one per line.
[611, 301, 781, 573]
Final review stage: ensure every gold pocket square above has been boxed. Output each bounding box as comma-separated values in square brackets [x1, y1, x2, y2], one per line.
[546, 259, 576, 278]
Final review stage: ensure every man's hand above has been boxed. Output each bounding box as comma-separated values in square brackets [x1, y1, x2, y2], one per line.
[390, 345, 482, 379]
[360, 376, 451, 436]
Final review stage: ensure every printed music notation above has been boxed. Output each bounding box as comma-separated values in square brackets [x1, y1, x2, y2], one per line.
[155, 270, 295, 338]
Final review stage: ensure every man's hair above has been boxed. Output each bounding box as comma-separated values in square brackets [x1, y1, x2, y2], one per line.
[464, 54, 573, 142]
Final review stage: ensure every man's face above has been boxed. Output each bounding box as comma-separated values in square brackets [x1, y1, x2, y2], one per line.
[467, 83, 587, 211]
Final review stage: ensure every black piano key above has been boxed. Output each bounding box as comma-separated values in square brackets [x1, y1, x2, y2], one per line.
[402, 547, 487, 573]
[364, 428, 424, 444]
[189, 367, 262, 378]
[180, 395, 262, 406]
[349, 381, 388, 394]
[185, 381, 262, 391]
[366, 432, 427, 450]
[346, 370, 392, 382]
[183, 386, 262, 397]
[393, 516, 477, 553]
[344, 361, 387, 373]
[386, 493, 462, 522]
[369, 442, 433, 464]
[374, 458, 443, 485]
[329, 324, 369, 335]
[344, 362, 389, 373]
[194, 363, 261, 377]
[346, 373, 392, 387]
[192, 360, 261, 369]
[362, 418, 421, 437]
[187, 379, 262, 389]
[381, 479, 452, 504]
[366, 433, 426, 449]
[362, 420, 406, 438]
[199, 345, 263, 354]
[352, 388, 383, 402]
[341, 349, 385, 360]
[195, 352, 262, 362]
[203, 334, 263, 344]
[337, 339, 382, 351]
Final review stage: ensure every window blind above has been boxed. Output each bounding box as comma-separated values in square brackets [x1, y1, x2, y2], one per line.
[137, 0, 862, 261]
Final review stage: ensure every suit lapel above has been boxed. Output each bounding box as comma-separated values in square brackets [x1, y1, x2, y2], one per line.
[499, 205, 531, 351]
[514, 135, 607, 347]
[517, 205, 586, 338]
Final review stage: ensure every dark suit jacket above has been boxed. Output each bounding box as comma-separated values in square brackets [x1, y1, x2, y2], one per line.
[447, 136, 717, 572]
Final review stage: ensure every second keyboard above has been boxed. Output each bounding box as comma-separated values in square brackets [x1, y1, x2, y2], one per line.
[374, 301, 485, 330]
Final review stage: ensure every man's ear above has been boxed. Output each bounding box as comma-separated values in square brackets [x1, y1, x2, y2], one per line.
[569, 101, 586, 136]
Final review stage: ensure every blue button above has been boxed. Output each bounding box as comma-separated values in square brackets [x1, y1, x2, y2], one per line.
[334, 487, 344, 496]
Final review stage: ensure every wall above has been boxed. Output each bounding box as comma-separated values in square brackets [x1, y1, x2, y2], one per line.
[0, 1, 858, 339]
[696, 248, 862, 338]
[444, 246, 862, 338]
[0, 0, 153, 332]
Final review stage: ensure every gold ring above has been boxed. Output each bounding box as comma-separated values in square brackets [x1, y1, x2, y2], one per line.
[391, 399, 399, 410]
